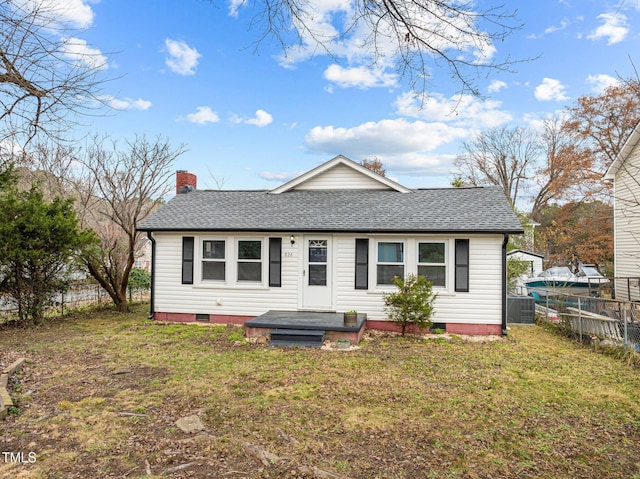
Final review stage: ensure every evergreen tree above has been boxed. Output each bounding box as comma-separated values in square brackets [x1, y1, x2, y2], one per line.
[0, 182, 94, 324]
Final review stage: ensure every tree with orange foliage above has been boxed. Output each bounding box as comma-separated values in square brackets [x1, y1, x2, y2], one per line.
[564, 80, 640, 199]
[534, 201, 613, 273]
[531, 115, 594, 220]
[360, 157, 386, 177]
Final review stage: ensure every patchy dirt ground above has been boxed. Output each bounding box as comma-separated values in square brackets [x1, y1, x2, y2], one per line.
[1, 311, 639, 479]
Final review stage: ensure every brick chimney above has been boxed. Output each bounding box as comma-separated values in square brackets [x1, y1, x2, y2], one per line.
[176, 170, 197, 194]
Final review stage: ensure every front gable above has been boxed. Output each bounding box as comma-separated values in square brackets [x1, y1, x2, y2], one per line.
[604, 121, 640, 181]
[269, 155, 412, 194]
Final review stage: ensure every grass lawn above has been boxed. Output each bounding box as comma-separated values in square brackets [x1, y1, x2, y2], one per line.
[1, 305, 639, 479]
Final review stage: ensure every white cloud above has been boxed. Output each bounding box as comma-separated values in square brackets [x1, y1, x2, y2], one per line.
[22, 0, 95, 28]
[62, 37, 108, 70]
[276, 0, 496, 74]
[228, 0, 246, 17]
[472, 41, 497, 65]
[237, 109, 274, 127]
[102, 96, 152, 111]
[305, 118, 468, 157]
[586, 74, 619, 93]
[305, 119, 465, 176]
[323, 64, 398, 89]
[487, 80, 507, 93]
[257, 171, 301, 182]
[394, 91, 512, 129]
[588, 13, 629, 45]
[164, 39, 201, 75]
[544, 19, 570, 35]
[534, 78, 569, 102]
[186, 106, 220, 125]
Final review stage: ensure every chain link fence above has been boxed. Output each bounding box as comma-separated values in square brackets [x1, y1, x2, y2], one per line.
[534, 290, 640, 352]
[0, 280, 150, 322]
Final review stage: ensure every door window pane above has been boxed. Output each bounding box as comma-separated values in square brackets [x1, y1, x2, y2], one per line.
[309, 264, 327, 286]
[309, 240, 327, 263]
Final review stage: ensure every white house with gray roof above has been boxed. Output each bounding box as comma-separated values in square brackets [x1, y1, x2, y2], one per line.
[138, 155, 523, 335]
[604, 122, 640, 300]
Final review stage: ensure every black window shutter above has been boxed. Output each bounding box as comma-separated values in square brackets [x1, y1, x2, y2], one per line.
[455, 239, 469, 292]
[355, 238, 369, 290]
[269, 237, 282, 287]
[182, 237, 194, 284]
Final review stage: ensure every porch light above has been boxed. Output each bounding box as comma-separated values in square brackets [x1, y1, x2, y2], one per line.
[290, 234, 296, 245]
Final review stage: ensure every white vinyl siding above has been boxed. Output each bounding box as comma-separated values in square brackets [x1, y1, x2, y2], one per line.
[334, 234, 504, 325]
[293, 163, 391, 190]
[611, 145, 640, 300]
[154, 232, 298, 316]
[154, 232, 504, 325]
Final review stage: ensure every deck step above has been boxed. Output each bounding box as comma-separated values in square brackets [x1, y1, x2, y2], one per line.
[270, 328, 325, 347]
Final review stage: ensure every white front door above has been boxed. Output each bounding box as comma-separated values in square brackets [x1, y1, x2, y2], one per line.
[301, 236, 333, 310]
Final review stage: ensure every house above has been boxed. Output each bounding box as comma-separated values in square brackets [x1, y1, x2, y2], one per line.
[137, 155, 523, 335]
[604, 122, 640, 300]
[506, 250, 544, 278]
[506, 249, 544, 295]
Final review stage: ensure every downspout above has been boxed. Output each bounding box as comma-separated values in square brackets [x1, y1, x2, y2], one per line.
[502, 234, 509, 336]
[147, 231, 156, 320]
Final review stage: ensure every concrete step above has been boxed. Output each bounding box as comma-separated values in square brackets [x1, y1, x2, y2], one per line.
[269, 328, 325, 347]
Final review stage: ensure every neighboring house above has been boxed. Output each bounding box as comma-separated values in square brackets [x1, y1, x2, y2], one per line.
[134, 236, 152, 272]
[604, 122, 640, 300]
[507, 250, 544, 277]
[507, 249, 544, 296]
[138, 155, 523, 335]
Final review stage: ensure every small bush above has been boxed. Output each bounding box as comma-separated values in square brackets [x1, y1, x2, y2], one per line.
[383, 274, 437, 336]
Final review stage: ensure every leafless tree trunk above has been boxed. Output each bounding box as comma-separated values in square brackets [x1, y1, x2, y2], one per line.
[0, 0, 108, 146]
[72, 135, 186, 312]
[20, 137, 185, 312]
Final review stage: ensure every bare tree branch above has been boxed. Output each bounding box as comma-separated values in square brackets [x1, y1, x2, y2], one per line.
[454, 125, 540, 208]
[0, 0, 109, 146]
[24, 135, 187, 312]
[73, 135, 187, 311]
[224, 0, 528, 100]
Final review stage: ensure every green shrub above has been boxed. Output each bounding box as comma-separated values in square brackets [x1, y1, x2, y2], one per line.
[383, 274, 437, 336]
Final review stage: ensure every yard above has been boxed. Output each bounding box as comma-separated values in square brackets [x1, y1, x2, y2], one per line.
[1, 306, 639, 479]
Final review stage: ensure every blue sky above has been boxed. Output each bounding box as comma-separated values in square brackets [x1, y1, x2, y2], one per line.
[51, 0, 640, 191]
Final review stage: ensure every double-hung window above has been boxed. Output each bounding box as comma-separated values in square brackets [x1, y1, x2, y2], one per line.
[202, 240, 226, 281]
[376, 241, 404, 285]
[237, 240, 262, 282]
[418, 241, 446, 287]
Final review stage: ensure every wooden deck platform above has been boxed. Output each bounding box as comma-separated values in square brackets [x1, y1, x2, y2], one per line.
[245, 310, 367, 345]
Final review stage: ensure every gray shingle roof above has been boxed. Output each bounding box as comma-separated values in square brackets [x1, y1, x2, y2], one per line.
[138, 187, 523, 234]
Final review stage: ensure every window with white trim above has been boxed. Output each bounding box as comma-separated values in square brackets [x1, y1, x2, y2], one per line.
[202, 239, 226, 281]
[237, 239, 262, 282]
[417, 241, 446, 287]
[376, 241, 404, 285]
